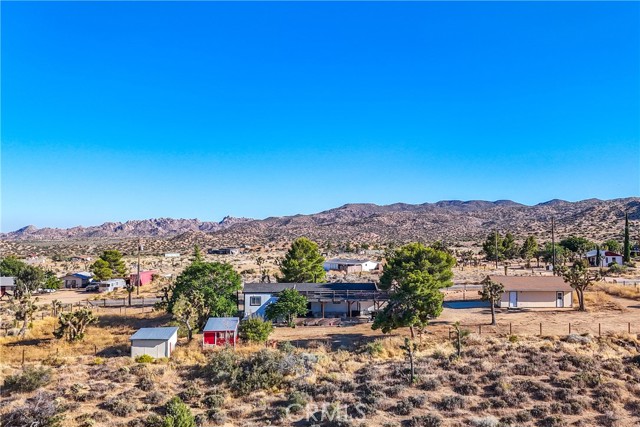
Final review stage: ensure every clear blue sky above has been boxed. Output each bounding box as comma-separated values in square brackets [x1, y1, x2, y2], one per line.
[1, 1, 639, 232]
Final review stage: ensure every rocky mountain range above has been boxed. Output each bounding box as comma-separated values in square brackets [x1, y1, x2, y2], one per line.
[2, 198, 639, 256]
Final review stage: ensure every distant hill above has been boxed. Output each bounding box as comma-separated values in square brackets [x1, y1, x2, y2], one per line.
[2, 198, 638, 255]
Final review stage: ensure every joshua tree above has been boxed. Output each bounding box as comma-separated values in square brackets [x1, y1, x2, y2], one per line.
[54, 308, 97, 342]
[559, 260, 602, 311]
[452, 321, 470, 358]
[400, 338, 418, 384]
[479, 277, 504, 325]
[11, 294, 38, 337]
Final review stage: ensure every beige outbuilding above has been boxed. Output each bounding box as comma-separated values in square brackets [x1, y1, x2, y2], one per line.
[130, 327, 178, 358]
[489, 275, 573, 309]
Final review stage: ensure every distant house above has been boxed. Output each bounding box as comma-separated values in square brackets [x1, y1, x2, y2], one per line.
[61, 272, 94, 288]
[130, 327, 179, 358]
[203, 317, 240, 347]
[130, 270, 157, 286]
[0, 277, 15, 299]
[70, 255, 92, 262]
[242, 282, 387, 319]
[488, 275, 573, 309]
[585, 250, 624, 267]
[164, 253, 180, 258]
[208, 248, 241, 255]
[323, 258, 379, 273]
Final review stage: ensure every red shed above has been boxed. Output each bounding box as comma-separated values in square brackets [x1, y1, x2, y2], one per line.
[130, 270, 156, 286]
[203, 317, 240, 347]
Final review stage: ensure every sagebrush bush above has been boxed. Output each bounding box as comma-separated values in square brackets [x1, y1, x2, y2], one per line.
[470, 416, 499, 427]
[164, 396, 195, 427]
[101, 395, 137, 417]
[454, 383, 478, 396]
[202, 393, 225, 410]
[1, 391, 63, 427]
[438, 395, 465, 411]
[286, 390, 309, 413]
[144, 391, 165, 405]
[239, 317, 273, 343]
[3, 366, 52, 394]
[410, 414, 442, 427]
[135, 354, 154, 363]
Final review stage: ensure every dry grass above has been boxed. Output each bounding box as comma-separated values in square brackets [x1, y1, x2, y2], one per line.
[595, 282, 640, 301]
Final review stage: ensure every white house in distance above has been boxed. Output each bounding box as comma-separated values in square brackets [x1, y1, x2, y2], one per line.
[585, 250, 624, 267]
[323, 258, 379, 273]
[61, 272, 94, 288]
[489, 275, 573, 309]
[130, 327, 179, 358]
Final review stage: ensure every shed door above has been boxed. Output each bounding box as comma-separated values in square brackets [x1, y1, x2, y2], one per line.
[509, 291, 518, 308]
[556, 292, 564, 308]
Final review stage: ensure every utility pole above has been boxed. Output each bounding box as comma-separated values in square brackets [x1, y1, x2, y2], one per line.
[495, 229, 499, 270]
[551, 217, 556, 275]
[136, 239, 142, 296]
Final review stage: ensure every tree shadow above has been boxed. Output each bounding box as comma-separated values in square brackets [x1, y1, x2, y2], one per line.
[96, 313, 172, 329]
[96, 343, 129, 357]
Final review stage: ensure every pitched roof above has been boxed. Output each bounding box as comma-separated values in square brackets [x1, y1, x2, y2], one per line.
[72, 271, 93, 279]
[585, 250, 622, 257]
[488, 275, 573, 292]
[243, 282, 378, 293]
[0, 277, 15, 287]
[203, 317, 240, 332]
[130, 327, 178, 341]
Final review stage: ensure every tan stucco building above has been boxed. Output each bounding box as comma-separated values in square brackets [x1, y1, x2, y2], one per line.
[489, 275, 573, 309]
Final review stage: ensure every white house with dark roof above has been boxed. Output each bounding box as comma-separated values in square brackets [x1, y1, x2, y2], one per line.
[585, 250, 624, 267]
[242, 282, 388, 319]
[323, 258, 379, 273]
[130, 327, 179, 358]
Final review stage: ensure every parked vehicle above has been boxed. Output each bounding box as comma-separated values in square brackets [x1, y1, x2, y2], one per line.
[98, 279, 126, 293]
[85, 283, 100, 292]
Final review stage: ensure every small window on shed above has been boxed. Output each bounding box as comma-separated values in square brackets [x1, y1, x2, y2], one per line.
[250, 296, 261, 306]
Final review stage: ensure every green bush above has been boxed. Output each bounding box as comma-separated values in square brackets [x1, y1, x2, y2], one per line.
[3, 366, 52, 394]
[238, 317, 273, 343]
[135, 354, 155, 364]
[163, 396, 195, 427]
[363, 340, 384, 357]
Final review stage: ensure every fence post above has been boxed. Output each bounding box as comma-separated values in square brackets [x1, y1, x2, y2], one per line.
[22, 349, 25, 366]
[629, 322, 631, 334]
[599, 323, 601, 337]
[448, 328, 452, 340]
[94, 344, 97, 356]
[478, 325, 482, 335]
[103, 299, 106, 307]
[539, 323, 542, 336]
[509, 323, 512, 335]
[569, 323, 571, 334]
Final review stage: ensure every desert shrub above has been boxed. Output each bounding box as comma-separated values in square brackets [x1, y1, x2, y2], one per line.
[109, 366, 131, 383]
[515, 411, 533, 423]
[204, 348, 240, 385]
[362, 340, 384, 357]
[3, 366, 52, 394]
[456, 364, 474, 375]
[231, 349, 299, 395]
[101, 395, 137, 417]
[438, 395, 465, 411]
[530, 405, 549, 418]
[286, 390, 309, 414]
[239, 317, 273, 343]
[574, 371, 601, 388]
[180, 385, 203, 405]
[419, 376, 441, 391]
[560, 355, 595, 371]
[394, 400, 414, 416]
[536, 416, 566, 427]
[206, 409, 226, 425]
[164, 397, 195, 427]
[408, 394, 426, 408]
[454, 383, 478, 396]
[1, 391, 63, 427]
[410, 414, 442, 427]
[508, 335, 519, 343]
[145, 391, 165, 405]
[384, 384, 404, 397]
[135, 354, 155, 364]
[277, 340, 296, 353]
[202, 393, 225, 410]
[68, 383, 91, 402]
[138, 376, 155, 392]
[470, 416, 499, 427]
[513, 363, 538, 376]
[519, 380, 553, 401]
[485, 369, 504, 381]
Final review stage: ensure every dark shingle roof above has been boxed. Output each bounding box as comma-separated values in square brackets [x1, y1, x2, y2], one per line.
[243, 282, 378, 293]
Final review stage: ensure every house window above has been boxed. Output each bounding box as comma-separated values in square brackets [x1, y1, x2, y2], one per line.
[249, 296, 262, 306]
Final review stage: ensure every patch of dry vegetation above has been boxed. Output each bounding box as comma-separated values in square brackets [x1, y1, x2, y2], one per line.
[596, 283, 640, 302]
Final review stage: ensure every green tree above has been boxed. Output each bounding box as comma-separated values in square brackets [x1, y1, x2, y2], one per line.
[168, 260, 242, 331]
[481, 232, 503, 262]
[541, 242, 566, 266]
[91, 250, 127, 279]
[502, 232, 518, 259]
[265, 288, 308, 327]
[43, 271, 62, 290]
[277, 237, 326, 283]
[624, 212, 631, 263]
[163, 396, 195, 427]
[14, 265, 45, 298]
[603, 239, 621, 254]
[559, 236, 594, 259]
[54, 308, 97, 342]
[0, 256, 26, 277]
[90, 259, 112, 281]
[520, 236, 539, 268]
[479, 277, 504, 325]
[192, 245, 204, 263]
[559, 260, 602, 311]
[374, 243, 455, 338]
[239, 317, 274, 343]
